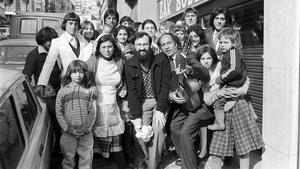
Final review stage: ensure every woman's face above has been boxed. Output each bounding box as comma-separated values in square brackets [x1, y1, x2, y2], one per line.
[189, 31, 200, 47]
[82, 24, 94, 40]
[117, 29, 128, 44]
[144, 23, 156, 37]
[200, 52, 213, 69]
[100, 41, 114, 59]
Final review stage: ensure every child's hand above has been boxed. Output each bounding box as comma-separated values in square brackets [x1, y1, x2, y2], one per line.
[215, 76, 223, 85]
[72, 130, 84, 137]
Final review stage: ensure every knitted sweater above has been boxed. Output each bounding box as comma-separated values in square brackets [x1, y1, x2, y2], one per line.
[56, 83, 96, 132]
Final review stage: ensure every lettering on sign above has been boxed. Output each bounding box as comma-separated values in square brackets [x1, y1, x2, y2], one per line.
[158, 0, 205, 20]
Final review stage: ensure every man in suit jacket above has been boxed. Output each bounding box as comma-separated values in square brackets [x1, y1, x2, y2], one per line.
[158, 33, 212, 169]
[35, 12, 86, 95]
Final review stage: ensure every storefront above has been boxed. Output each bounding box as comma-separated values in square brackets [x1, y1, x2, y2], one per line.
[157, 0, 264, 130]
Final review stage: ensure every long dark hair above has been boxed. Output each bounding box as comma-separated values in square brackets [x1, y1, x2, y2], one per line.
[95, 34, 122, 59]
[187, 24, 207, 45]
[209, 8, 232, 30]
[62, 60, 91, 88]
[197, 45, 219, 70]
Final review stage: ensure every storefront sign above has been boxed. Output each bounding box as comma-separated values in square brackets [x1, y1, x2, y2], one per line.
[158, 0, 207, 21]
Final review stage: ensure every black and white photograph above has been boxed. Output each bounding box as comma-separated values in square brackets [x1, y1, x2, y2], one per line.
[0, 0, 297, 169]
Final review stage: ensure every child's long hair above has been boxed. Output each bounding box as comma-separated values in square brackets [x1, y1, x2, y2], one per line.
[62, 60, 92, 88]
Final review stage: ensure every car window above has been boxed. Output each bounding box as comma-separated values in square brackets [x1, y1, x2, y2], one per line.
[0, 46, 36, 64]
[0, 97, 25, 169]
[20, 18, 37, 34]
[14, 82, 38, 135]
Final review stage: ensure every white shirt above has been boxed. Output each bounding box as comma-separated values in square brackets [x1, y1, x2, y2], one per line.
[96, 58, 121, 105]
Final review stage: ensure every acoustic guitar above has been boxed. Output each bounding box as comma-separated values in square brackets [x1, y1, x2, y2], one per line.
[175, 37, 202, 111]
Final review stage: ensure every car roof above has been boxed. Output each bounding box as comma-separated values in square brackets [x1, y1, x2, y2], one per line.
[0, 39, 37, 46]
[0, 68, 22, 96]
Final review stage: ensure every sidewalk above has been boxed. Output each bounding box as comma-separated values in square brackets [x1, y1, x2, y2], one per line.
[92, 150, 261, 169]
[51, 148, 262, 169]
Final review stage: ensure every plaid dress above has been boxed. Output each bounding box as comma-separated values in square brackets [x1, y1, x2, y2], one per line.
[209, 99, 264, 156]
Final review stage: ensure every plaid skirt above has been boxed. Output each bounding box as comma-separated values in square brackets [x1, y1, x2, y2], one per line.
[209, 99, 264, 157]
[93, 135, 122, 158]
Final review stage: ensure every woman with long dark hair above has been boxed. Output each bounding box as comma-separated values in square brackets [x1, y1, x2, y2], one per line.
[86, 34, 128, 168]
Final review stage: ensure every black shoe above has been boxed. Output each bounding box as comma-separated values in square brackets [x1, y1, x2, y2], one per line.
[175, 158, 181, 166]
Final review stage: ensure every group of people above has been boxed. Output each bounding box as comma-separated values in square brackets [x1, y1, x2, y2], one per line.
[22, 6, 264, 169]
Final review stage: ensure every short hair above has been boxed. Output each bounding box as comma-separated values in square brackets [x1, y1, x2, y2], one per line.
[61, 12, 81, 31]
[209, 8, 232, 30]
[131, 22, 142, 33]
[182, 7, 198, 21]
[80, 20, 96, 39]
[218, 27, 241, 44]
[159, 21, 175, 33]
[157, 33, 179, 48]
[142, 19, 157, 31]
[119, 16, 133, 25]
[130, 31, 152, 45]
[104, 9, 119, 23]
[197, 44, 219, 68]
[36, 27, 58, 46]
[95, 34, 121, 59]
[187, 24, 207, 45]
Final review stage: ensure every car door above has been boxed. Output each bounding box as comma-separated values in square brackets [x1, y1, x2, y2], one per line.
[0, 92, 26, 169]
[11, 77, 52, 169]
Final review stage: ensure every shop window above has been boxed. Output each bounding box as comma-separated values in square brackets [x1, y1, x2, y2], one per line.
[14, 82, 38, 135]
[0, 97, 25, 169]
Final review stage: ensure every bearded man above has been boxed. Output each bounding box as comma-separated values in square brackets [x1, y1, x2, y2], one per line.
[124, 32, 171, 169]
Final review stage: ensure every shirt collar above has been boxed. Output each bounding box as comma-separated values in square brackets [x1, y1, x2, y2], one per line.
[38, 45, 48, 54]
[64, 32, 76, 43]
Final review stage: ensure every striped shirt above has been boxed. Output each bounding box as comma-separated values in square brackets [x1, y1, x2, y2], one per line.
[56, 83, 96, 132]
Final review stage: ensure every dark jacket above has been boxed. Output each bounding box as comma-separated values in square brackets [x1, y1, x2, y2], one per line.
[219, 48, 247, 87]
[125, 53, 171, 120]
[22, 47, 61, 92]
[168, 51, 210, 111]
[204, 28, 242, 56]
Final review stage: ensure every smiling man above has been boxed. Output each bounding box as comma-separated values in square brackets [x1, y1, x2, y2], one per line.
[158, 33, 212, 169]
[125, 32, 171, 169]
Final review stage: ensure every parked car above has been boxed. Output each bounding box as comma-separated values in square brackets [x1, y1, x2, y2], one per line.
[9, 12, 64, 39]
[0, 68, 53, 169]
[0, 39, 37, 71]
